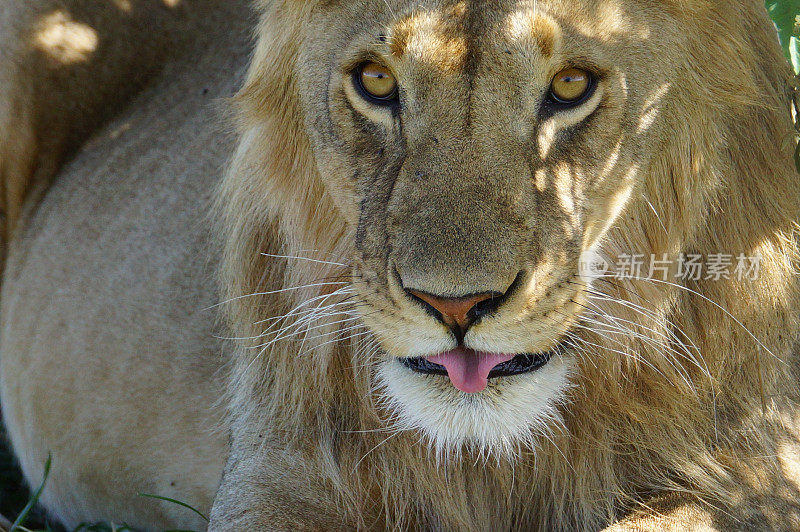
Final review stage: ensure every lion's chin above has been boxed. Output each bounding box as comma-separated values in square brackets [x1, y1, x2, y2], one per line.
[376, 355, 574, 457]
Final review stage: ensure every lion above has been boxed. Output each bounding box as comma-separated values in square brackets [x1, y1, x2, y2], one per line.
[3, 0, 800, 530]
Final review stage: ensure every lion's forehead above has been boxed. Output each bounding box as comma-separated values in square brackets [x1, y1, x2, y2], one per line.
[380, 0, 656, 69]
[386, 1, 557, 71]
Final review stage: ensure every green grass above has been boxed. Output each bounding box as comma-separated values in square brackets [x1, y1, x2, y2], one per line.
[0, 427, 204, 532]
[0, 425, 27, 519]
[767, 0, 800, 73]
[0, 417, 54, 531]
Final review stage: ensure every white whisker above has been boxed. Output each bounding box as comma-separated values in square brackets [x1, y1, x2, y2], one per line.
[260, 253, 350, 267]
[208, 282, 352, 309]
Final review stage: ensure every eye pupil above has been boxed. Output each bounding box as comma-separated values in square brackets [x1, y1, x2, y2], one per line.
[550, 67, 592, 104]
[358, 62, 398, 102]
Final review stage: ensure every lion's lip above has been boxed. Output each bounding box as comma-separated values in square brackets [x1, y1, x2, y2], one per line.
[401, 347, 555, 393]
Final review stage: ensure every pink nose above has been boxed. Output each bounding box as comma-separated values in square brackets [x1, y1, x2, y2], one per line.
[407, 290, 497, 331]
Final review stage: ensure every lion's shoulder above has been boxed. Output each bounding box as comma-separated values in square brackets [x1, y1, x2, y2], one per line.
[0, 1, 251, 249]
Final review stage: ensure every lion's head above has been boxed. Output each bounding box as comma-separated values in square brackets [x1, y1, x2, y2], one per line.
[305, 0, 685, 451]
[220, 0, 800, 523]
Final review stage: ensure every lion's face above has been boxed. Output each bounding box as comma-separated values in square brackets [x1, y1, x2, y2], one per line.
[296, 0, 681, 452]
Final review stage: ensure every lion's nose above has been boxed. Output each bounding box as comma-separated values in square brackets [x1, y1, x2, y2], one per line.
[406, 289, 503, 337]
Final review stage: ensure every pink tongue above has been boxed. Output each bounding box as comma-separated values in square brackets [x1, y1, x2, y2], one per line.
[426, 348, 516, 393]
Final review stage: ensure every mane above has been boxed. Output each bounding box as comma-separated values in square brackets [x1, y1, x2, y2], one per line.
[216, 1, 800, 528]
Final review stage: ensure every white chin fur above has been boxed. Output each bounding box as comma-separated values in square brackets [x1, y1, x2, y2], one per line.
[376, 356, 573, 459]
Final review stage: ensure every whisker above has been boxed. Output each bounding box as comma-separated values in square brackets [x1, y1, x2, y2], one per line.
[297, 331, 372, 356]
[568, 278, 702, 356]
[249, 315, 366, 349]
[568, 278, 710, 377]
[352, 430, 403, 472]
[208, 282, 352, 309]
[260, 253, 350, 267]
[253, 289, 358, 326]
[576, 296, 710, 379]
[641, 193, 669, 236]
[594, 274, 784, 364]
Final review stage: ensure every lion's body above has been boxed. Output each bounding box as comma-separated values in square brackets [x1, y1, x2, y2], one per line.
[3, 0, 800, 531]
[0, 99, 227, 529]
[0, 1, 251, 528]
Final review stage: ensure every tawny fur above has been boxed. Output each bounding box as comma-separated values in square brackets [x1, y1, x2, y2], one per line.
[213, 0, 800, 529]
[0, 1, 252, 529]
[0, 0, 222, 252]
[1, 0, 800, 531]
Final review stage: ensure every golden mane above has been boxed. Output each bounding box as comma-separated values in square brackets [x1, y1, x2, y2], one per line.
[217, 0, 800, 528]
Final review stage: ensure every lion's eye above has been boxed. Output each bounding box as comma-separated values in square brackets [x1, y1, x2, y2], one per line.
[549, 67, 593, 105]
[356, 62, 398, 104]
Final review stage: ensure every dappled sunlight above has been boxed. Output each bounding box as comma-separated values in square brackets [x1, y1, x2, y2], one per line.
[582, 166, 636, 250]
[639, 83, 671, 133]
[778, 440, 800, 491]
[112, 0, 133, 13]
[506, 10, 538, 41]
[505, 0, 649, 44]
[389, 5, 468, 72]
[34, 11, 98, 64]
[81, 122, 132, 152]
[616, 70, 629, 100]
[570, 0, 650, 41]
[600, 139, 624, 179]
[552, 163, 578, 217]
[537, 120, 558, 160]
[505, 9, 560, 58]
[3, 0, 800, 529]
[537, 83, 607, 160]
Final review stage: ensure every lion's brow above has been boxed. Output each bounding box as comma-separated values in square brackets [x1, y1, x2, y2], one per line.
[387, 7, 557, 69]
[386, 4, 470, 70]
[507, 11, 558, 58]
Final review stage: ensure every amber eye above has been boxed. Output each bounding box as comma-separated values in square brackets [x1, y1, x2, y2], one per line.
[549, 67, 593, 104]
[357, 62, 398, 103]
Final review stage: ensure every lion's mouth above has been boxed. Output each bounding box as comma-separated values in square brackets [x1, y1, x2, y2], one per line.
[401, 346, 558, 394]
